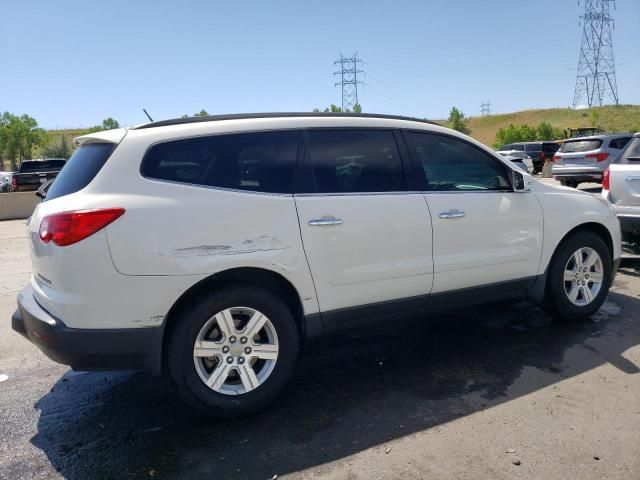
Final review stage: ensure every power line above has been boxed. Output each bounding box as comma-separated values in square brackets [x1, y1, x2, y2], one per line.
[572, 0, 619, 107]
[334, 53, 364, 111]
[480, 101, 491, 116]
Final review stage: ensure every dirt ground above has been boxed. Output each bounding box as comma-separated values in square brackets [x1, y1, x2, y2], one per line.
[1, 200, 639, 479]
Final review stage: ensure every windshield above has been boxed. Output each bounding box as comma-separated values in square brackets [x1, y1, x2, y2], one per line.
[45, 143, 115, 201]
[19, 160, 66, 172]
[559, 139, 603, 153]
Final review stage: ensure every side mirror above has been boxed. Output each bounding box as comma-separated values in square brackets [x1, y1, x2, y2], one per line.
[511, 170, 531, 192]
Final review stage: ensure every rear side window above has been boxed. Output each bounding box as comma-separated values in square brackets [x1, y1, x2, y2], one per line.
[511, 144, 525, 151]
[306, 129, 406, 194]
[615, 137, 640, 164]
[405, 132, 510, 192]
[524, 144, 540, 152]
[608, 137, 631, 150]
[45, 144, 115, 201]
[542, 143, 559, 154]
[142, 131, 298, 194]
[559, 139, 603, 153]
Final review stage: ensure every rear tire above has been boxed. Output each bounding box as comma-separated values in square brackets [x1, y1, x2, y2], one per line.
[543, 231, 612, 322]
[167, 284, 300, 418]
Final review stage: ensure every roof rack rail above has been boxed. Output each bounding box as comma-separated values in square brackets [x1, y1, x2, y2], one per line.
[132, 112, 438, 130]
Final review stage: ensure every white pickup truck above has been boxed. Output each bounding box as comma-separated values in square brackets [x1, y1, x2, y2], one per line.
[602, 132, 640, 237]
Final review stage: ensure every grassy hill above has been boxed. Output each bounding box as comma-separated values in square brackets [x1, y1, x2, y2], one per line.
[464, 105, 640, 147]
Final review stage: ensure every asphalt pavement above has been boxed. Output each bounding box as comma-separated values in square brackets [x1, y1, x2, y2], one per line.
[1, 189, 639, 479]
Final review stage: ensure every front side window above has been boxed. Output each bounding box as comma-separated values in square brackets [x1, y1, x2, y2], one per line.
[405, 132, 511, 192]
[306, 129, 406, 193]
[142, 131, 298, 194]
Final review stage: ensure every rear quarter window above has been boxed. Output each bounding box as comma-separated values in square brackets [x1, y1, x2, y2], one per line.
[45, 143, 115, 201]
[141, 130, 298, 194]
[615, 137, 640, 164]
[608, 137, 631, 149]
[559, 139, 603, 153]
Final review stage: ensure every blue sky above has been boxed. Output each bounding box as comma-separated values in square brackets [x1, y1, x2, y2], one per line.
[1, 0, 638, 129]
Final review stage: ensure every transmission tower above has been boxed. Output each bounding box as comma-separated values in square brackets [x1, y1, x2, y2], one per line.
[334, 53, 364, 111]
[572, 0, 619, 108]
[480, 101, 491, 116]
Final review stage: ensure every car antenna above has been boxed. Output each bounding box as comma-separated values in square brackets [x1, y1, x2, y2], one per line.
[143, 108, 154, 122]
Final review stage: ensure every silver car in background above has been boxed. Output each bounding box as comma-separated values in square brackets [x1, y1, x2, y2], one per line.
[497, 150, 534, 174]
[602, 132, 640, 237]
[552, 133, 632, 188]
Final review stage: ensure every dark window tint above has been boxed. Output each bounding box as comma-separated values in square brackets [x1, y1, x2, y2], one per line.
[511, 144, 525, 151]
[616, 137, 640, 164]
[20, 159, 66, 173]
[306, 130, 406, 193]
[559, 139, 603, 153]
[542, 143, 560, 154]
[142, 131, 298, 193]
[524, 144, 541, 152]
[609, 137, 631, 149]
[45, 144, 114, 201]
[406, 132, 511, 192]
[502, 144, 513, 150]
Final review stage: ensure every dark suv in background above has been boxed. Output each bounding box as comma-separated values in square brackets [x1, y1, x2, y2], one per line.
[500, 142, 559, 174]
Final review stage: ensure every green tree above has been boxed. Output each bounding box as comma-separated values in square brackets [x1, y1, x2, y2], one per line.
[352, 104, 362, 113]
[0, 113, 47, 169]
[536, 122, 554, 140]
[590, 109, 600, 127]
[87, 117, 120, 133]
[43, 134, 72, 159]
[447, 107, 469, 134]
[194, 109, 209, 117]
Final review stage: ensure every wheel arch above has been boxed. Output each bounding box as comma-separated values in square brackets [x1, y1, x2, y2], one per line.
[161, 267, 311, 371]
[528, 221, 614, 303]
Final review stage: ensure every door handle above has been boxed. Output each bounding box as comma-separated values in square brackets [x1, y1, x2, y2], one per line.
[626, 176, 640, 181]
[308, 216, 344, 226]
[439, 209, 466, 219]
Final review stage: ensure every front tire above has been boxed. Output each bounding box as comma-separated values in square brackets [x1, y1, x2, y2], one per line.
[543, 231, 612, 321]
[167, 284, 300, 418]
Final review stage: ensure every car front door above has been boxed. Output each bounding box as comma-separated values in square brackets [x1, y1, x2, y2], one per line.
[403, 131, 543, 294]
[294, 129, 434, 320]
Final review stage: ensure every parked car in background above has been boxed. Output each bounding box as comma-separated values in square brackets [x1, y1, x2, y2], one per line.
[12, 113, 621, 418]
[552, 134, 633, 188]
[11, 158, 66, 192]
[497, 150, 534, 174]
[601, 132, 640, 237]
[0, 171, 14, 192]
[499, 142, 559, 174]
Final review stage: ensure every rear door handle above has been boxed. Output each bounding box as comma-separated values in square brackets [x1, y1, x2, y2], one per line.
[439, 209, 466, 219]
[308, 216, 343, 226]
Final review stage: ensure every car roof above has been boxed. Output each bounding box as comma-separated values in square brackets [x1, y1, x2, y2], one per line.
[132, 112, 439, 130]
[564, 133, 632, 141]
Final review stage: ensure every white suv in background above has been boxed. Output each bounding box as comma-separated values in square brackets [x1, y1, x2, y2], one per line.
[12, 113, 621, 417]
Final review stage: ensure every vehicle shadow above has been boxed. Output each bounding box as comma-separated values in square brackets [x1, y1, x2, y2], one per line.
[30, 288, 640, 480]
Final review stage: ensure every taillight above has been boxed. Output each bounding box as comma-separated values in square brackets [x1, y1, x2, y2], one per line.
[540, 151, 545, 160]
[39, 208, 125, 246]
[11, 177, 17, 189]
[553, 154, 561, 162]
[586, 152, 609, 162]
[602, 167, 610, 190]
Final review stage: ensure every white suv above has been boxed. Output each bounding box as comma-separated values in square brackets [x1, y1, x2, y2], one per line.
[12, 113, 622, 417]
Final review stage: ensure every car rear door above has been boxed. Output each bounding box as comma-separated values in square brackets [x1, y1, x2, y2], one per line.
[294, 129, 434, 319]
[403, 131, 543, 294]
[607, 137, 640, 207]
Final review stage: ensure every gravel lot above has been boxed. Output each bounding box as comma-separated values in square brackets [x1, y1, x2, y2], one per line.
[1, 188, 639, 479]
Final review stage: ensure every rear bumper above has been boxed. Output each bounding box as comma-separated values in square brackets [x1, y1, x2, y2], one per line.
[12, 284, 163, 374]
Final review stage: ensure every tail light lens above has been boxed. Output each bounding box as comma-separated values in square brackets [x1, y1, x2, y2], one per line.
[602, 167, 610, 190]
[540, 151, 545, 160]
[11, 177, 17, 189]
[553, 154, 561, 162]
[586, 152, 609, 162]
[39, 208, 125, 246]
